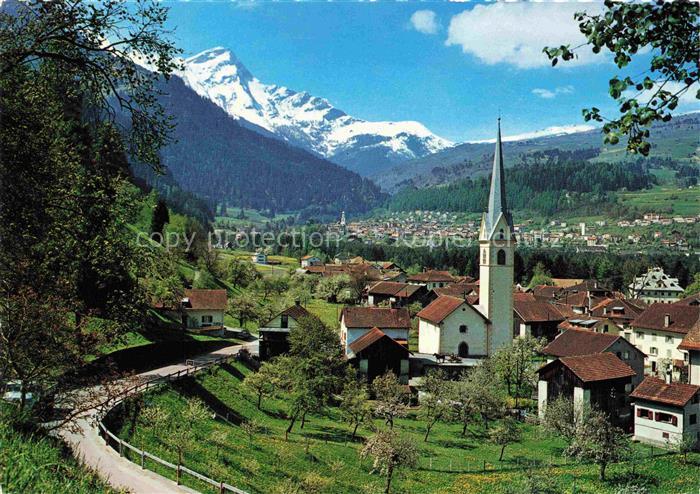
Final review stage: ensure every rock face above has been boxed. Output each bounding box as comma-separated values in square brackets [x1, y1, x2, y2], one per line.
[179, 47, 452, 176]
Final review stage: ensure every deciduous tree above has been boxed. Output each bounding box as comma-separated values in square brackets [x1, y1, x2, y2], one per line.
[372, 372, 409, 430]
[360, 430, 418, 494]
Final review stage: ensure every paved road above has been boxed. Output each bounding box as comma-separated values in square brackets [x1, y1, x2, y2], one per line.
[61, 342, 253, 494]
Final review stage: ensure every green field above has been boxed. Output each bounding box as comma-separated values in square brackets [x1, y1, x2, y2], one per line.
[112, 363, 700, 494]
[0, 419, 115, 493]
[618, 186, 700, 216]
[215, 207, 296, 229]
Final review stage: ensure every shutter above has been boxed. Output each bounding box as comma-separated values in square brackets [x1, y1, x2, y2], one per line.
[636, 408, 642, 417]
[672, 416, 678, 426]
[655, 412, 660, 421]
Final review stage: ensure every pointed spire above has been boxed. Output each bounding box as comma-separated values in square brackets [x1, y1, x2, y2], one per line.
[485, 118, 510, 235]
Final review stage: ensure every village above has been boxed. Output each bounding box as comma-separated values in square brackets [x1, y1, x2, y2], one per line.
[336, 209, 698, 252]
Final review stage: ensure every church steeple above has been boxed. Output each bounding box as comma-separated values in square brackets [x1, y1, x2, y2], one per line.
[483, 118, 511, 238]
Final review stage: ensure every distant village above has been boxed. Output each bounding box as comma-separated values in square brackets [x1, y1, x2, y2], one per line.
[336, 210, 699, 251]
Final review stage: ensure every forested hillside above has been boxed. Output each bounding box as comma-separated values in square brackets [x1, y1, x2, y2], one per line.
[386, 159, 654, 216]
[132, 76, 385, 216]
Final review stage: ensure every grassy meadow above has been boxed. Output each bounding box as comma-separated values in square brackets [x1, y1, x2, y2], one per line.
[112, 362, 700, 494]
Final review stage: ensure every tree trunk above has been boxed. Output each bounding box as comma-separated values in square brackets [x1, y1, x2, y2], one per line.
[352, 422, 359, 440]
[300, 411, 307, 429]
[461, 422, 468, 436]
[424, 421, 434, 442]
[499, 444, 506, 461]
[257, 392, 262, 410]
[384, 464, 394, 494]
[285, 414, 297, 441]
[599, 462, 606, 481]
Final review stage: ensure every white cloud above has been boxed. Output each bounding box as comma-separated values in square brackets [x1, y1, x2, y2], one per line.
[410, 10, 440, 35]
[532, 85, 574, 99]
[446, 3, 604, 69]
[468, 124, 596, 144]
[624, 81, 700, 112]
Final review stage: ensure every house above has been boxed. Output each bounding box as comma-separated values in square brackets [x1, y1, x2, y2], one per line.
[339, 306, 411, 355]
[407, 270, 456, 291]
[182, 289, 227, 332]
[258, 301, 313, 361]
[629, 267, 685, 304]
[348, 327, 411, 384]
[679, 320, 700, 385]
[629, 303, 700, 375]
[366, 281, 427, 308]
[513, 300, 565, 341]
[630, 376, 700, 449]
[530, 284, 564, 301]
[557, 316, 622, 335]
[675, 294, 700, 306]
[542, 328, 645, 386]
[417, 296, 492, 358]
[251, 251, 267, 264]
[537, 353, 636, 426]
[431, 283, 479, 300]
[300, 255, 322, 268]
[590, 298, 646, 332]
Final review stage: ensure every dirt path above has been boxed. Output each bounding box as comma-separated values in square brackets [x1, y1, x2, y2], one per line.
[60, 343, 253, 494]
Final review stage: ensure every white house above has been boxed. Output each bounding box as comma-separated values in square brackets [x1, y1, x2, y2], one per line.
[629, 303, 699, 375]
[259, 301, 313, 361]
[416, 296, 490, 357]
[339, 306, 411, 355]
[629, 267, 685, 304]
[406, 270, 456, 291]
[630, 376, 700, 449]
[416, 119, 514, 358]
[182, 289, 227, 331]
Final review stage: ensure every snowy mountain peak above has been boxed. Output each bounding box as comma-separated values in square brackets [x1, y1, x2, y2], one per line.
[178, 47, 452, 175]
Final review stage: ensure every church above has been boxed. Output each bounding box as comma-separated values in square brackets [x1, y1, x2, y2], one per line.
[417, 120, 515, 358]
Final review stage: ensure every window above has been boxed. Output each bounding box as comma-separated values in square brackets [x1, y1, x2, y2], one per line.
[281, 314, 289, 329]
[482, 250, 487, 264]
[201, 315, 213, 326]
[603, 325, 609, 333]
[498, 228, 505, 240]
[459, 325, 467, 334]
[637, 332, 644, 340]
[690, 414, 697, 425]
[623, 351, 630, 360]
[649, 347, 658, 356]
[665, 336, 673, 343]
[662, 432, 669, 439]
[637, 408, 653, 419]
[497, 249, 506, 265]
[458, 342, 469, 358]
[655, 412, 678, 426]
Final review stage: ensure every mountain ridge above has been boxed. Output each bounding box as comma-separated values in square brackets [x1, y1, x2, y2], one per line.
[178, 47, 453, 176]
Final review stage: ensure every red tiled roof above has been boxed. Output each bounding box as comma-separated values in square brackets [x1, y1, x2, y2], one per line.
[590, 298, 645, 320]
[183, 289, 227, 310]
[540, 353, 635, 383]
[679, 320, 700, 351]
[407, 270, 455, 283]
[341, 306, 411, 329]
[433, 283, 478, 298]
[674, 294, 700, 306]
[280, 303, 313, 321]
[513, 292, 537, 302]
[348, 327, 410, 355]
[368, 281, 421, 298]
[531, 285, 563, 299]
[417, 296, 465, 324]
[542, 328, 620, 357]
[630, 376, 700, 407]
[514, 300, 565, 323]
[631, 303, 700, 334]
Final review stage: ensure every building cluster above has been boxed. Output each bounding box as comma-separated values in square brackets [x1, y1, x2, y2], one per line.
[177, 124, 700, 451]
[339, 212, 698, 251]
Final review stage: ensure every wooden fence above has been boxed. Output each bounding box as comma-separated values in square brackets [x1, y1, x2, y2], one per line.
[96, 353, 249, 494]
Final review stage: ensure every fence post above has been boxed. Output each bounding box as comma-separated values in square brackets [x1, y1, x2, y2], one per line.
[483, 460, 486, 472]
[118, 440, 123, 457]
[219, 481, 224, 494]
[176, 464, 181, 485]
[141, 450, 145, 469]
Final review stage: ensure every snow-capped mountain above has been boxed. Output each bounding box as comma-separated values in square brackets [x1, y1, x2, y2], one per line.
[178, 47, 453, 176]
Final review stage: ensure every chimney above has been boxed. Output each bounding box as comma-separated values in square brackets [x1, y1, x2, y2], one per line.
[664, 313, 671, 328]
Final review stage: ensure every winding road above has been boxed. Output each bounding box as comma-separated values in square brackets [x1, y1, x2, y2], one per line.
[60, 341, 256, 494]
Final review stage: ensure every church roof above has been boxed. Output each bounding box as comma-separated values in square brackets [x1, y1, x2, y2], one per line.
[483, 119, 511, 237]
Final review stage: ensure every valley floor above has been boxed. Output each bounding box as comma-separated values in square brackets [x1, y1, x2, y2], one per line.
[111, 362, 700, 494]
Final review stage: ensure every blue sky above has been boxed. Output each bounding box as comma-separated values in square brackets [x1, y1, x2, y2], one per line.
[162, 1, 695, 142]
